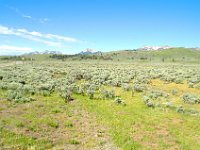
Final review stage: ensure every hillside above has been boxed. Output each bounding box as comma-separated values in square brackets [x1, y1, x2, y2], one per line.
[104, 48, 200, 62]
[48, 47, 200, 63]
[1, 47, 200, 63]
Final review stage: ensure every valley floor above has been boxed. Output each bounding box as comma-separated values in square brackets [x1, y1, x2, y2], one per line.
[0, 61, 200, 149]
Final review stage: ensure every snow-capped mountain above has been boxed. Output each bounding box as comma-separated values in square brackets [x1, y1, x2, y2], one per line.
[23, 50, 62, 55]
[79, 48, 100, 54]
[140, 46, 173, 51]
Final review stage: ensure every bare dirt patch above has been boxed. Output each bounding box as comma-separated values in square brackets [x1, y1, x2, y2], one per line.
[0, 97, 118, 149]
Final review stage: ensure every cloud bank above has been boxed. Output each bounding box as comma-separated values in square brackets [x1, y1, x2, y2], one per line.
[0, 25, 79, 47]
[0, 45, 32, 55]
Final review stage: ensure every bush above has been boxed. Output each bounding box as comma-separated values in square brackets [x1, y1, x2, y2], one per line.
[77, 86, 85, 95]
[41, 90, 51, 96]
[38, 84, 55, 93]
[87, 89, 95, 99]
[0, 76, 3, 80]
[176, 106, 184, 113]
[6, 90, 35, 103]
[188, 82, 194, 88]
[143, 96, 154, 108]
[60, 90, 73, 102]
[182, 93, 200, 104]
[114, 97, 126, 105]
[133, 84, 146, 92]
[146, 101, 154, 108]
[86, 84, 96, 99]
[165, 102, 173, 108]
[121, 83, 131, 91]
[100, 88, 115, 99]
[171, 89, 177, 96]
[146, 90, 169, 100]
[174, 78, 183, 84]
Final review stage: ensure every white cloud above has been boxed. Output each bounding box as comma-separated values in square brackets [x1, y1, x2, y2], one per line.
[45, 34, 78, 42]
[40, 18, 49, 24]
[0, 45, 32, 55]
[22, 15, 32, 19]
[8, 6, 32, 20]
[7, 6, 50, 24]
[0, 25, 79, 47]
[0, 45, 32, 51]
[0, 26, 13, 34]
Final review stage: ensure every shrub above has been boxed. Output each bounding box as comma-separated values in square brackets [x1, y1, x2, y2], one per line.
[114, 97, 126, 105]
[38, 84, 55, 93]
[133, 84, 146, 92]
[188, 82, 194, 88]
[146, 101, 154, 108]
[86, 84, 96, 99]
[165, 102, 173, 108]
[143, 96, 150, 103]
[22, 85, 35, 95]
[60, 90, 73, 102]
[148, 90, 169, 99]
[171, 89, 177, 96]
[121, 83, 131, 91]
[100, 88, 115, 99]
[174, 78, 183, 84]
[6, 90, 35, 103]
[0, 76, 3, 80]
[7, 82, 22, 90]
[182, 93, 200, 104]
[0, 82, 8, 90]
[70, 83, 79, 94]
[77, 86, 85, 95]
[143, 96, 154, 108]
[41, 90, 51, 97]
[87, 89, 95, 99]
[176, 106, 184, 113]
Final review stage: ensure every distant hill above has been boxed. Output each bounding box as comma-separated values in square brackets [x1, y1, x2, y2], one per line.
[47, 47, 200, 63]
[103, 47, 200, 62]
[1, 47, 200, 63]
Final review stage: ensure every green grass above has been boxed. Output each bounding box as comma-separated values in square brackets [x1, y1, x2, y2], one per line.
[1, 84, 200, 149]
[46, 119, 59, 128]
[0, 128, 52, 149]
[64, 121, 73, 128]
[74, 88, 200, 150]
[15, 120, 25, 128]
[1, 60, 200, 149]
[68, 139, 80, 145]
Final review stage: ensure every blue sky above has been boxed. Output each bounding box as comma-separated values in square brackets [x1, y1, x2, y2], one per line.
[0, 0, 200, 55]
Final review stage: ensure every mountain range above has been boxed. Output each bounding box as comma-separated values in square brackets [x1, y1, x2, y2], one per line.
[24, 50, 62, 55]
[79, 48, 101, 55]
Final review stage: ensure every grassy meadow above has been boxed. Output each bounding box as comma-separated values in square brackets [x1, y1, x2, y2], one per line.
[1, 51, 200, 149]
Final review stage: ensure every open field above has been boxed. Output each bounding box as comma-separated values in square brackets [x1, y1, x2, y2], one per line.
[0, 61, 200, 149]
[1, 0, 200, 149]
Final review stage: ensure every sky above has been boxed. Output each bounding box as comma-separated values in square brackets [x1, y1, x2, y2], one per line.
[0, 0, 200, 55]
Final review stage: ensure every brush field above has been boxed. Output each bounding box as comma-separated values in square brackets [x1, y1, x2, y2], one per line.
[0, 61, 200, 149]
